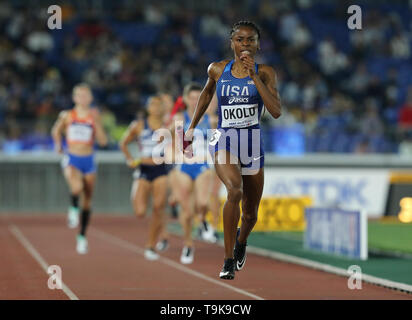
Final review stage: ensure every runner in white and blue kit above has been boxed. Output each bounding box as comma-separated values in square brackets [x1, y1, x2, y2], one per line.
[182, 21, 282, 280]
[119, 95, 169, 261]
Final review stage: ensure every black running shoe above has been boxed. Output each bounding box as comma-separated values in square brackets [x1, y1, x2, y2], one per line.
[234, 228, 247, 271]
[219, 258, 235, 280]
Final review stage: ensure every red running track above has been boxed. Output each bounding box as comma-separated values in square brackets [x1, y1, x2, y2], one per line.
[1, 215, 411, 300]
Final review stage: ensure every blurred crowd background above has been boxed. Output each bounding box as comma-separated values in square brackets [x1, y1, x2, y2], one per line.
[0, 0, 411, 155]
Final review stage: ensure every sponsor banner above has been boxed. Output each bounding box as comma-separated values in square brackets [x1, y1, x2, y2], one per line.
[386, 171, 412, 219]
[206, 196, 312, 231]
[304, 207, 368, 260]
[260, 168, 390, 218]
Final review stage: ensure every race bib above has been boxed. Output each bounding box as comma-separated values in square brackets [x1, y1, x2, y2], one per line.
[67, 124, 93, 142]
[221, 104, 258, 128]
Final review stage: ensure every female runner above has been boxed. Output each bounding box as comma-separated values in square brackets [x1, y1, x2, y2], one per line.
[51, 83, 108, 254]
[183, 21, 282, 279]
[119, 95, 169, 260]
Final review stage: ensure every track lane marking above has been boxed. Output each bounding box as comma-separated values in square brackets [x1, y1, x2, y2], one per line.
[92, 227, 265, 300]
[169, 225, 412, 295]
[9, 224, 79, 300]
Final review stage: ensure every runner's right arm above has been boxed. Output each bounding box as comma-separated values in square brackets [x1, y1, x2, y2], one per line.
[51, 111, 68, 154]
[119, 120, 143, 168]
[186, 62, 224, 134]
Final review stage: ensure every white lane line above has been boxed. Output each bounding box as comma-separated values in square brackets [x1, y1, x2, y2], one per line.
[92, 228, 265, 300]
[9, 225, 79, 300]
[169, 227, 412, 295]
[243, 245, 412, 295]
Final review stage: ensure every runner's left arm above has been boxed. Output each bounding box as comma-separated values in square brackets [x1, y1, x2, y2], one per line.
[253, 65, 282, 119]
[241, 56, 282, 119]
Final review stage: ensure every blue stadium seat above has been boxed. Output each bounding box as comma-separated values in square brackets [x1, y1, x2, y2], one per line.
[305, 133, 317, 153]
[330, 132, 351, 153]
[110, 23, 163, 46]
[313, 131, 334, 152]
[196, 35, 222, 55]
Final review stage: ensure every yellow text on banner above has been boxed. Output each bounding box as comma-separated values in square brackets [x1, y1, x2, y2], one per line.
[205, 196, 313, 232]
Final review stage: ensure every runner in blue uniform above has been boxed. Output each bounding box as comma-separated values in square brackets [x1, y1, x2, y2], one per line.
[173, 82, 215, 264]
[119, 95, 169, 261]
[182, 21, 282, 279]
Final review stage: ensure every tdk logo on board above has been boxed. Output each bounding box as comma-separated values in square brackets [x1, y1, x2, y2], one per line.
[228, 97, 249, 104]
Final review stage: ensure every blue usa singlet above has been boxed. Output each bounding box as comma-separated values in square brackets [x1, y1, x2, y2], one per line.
[209, 59, 265, 170]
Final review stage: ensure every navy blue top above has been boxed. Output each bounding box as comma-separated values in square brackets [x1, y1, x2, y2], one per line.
[215, 60, 263, 129]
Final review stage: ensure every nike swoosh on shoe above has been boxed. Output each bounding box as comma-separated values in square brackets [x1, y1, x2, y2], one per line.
[236, 255, 246, 270]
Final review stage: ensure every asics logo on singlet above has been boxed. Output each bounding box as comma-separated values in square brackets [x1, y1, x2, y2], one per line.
[228, 97, 249, 104]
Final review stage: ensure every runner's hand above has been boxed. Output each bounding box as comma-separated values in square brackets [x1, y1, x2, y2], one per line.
[127, 158, 141, 168]
[177, 126, 194, 158]
[240, 53, 255, 78]
[55, 144, 63, 154]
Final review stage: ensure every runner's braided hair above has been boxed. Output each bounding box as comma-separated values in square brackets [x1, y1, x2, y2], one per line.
[230, 21, 261, 40]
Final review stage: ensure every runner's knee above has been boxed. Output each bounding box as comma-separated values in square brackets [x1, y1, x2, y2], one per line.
[152, 202, 166, 215]
[227, 185, 243, 203]
[71, 183, 83, 195]
[177, 189, 191, 204]
[134, 203, 147, 218]
[242, 212, 257, 226]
